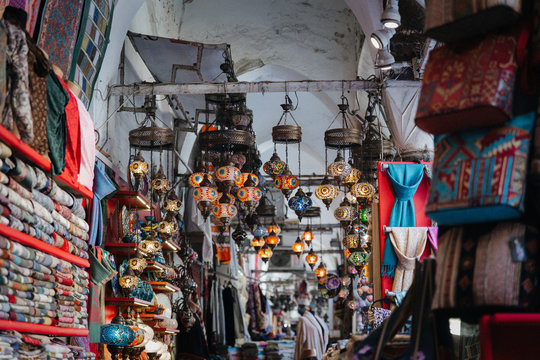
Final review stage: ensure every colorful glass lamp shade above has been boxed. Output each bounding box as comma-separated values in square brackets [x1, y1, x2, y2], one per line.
[334, 198, 357, 228]
[251, 236, 265, 252]
[267, 219, 281, 236]
[274, 166, 298, 198]
[212, 198, 238, 227]
[129, 152, 149, 190]
[253, 223, 268, 238]
[119, 267, 138, 297]
[193, 175, 219, 220]
[343, 232, 360, 250]
[101, 309, 136, 360]
[128, 257, 147, 276]
[263, 152, 286, 179]
[343, 167, 361, 189]
[314, 262, 327, 278]
[215, 163, 241, 193]
[151, 165, 171, 198]
[265, 231, 280, 250]
[328, 152, 352, 182]
[232, 223, 247, 248]
[258, 243, 273, 263]
[237, 176, 262, 215]
[305, 249, 318, 270]
[158, 212, 178, 238]
[315, 176, 338, 210]
[235, 172, 259, 187]
[301, 225, 314, 247]
[288, 188, 312, 221]
[292, 237, 305, 258]
[163, 192, 182, 214]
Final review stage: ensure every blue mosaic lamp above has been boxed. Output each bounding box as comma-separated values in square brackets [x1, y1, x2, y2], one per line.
[288, 188, 312, 221]
[100, 308, 136, 360]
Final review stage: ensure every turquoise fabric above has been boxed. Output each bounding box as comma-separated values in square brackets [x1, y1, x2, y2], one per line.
[381, 164, 424, 278]
[88, 160, 116, 246]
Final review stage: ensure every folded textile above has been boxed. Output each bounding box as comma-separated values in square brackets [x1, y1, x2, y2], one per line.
[31, 189, 54, 212]
[389, 227, 428, 292]
[7, 177, 32, 200]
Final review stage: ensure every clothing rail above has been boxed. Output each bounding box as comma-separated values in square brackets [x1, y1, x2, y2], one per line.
[209, 269, 258, 282]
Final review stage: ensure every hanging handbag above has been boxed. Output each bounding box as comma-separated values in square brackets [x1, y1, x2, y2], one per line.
[425, 111, 534, 225]
[432, 223, 539, 312]
[369, 298, 394, 330]
[424, 0, 522, 43]
[416, 28, 522, 135]
[351, 259, 438, 360]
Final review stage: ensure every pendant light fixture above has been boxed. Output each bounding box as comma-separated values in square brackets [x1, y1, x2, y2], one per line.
[301, 223, 314, 247]
[193, 175, 219, 220]
[292, 236, 305, 258]
[305, 248, 318, 270]
[263, 152, 286, 180]
[288, 187, 312, 221]
[237, 174, 262, 215]
[328, 152, 352, 183]
[343, 166, 361, 190]
[334, 197, 357, 228]
[314, 262, 327, 278]
[251, 236, 265, 253]
[265, 230, 280, 250]
[258, 243, 273, 263]
[315, 176, 338, 210]
[267, 219, 281, 236]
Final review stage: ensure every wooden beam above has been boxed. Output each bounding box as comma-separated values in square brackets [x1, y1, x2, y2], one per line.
[108, 79, 379, 96]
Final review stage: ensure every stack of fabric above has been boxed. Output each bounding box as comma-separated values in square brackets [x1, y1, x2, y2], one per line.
[0, 332, 95, 360]
[265, 341, 295, 360]
[0, 236, 58, 325]
[0, 332, 20, 359]
[71, 266, 89, 329]
[264, 342, 281, 360]
[0, 149, 90, 261]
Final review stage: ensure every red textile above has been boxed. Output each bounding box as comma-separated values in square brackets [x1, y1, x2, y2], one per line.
[59, 78, 81, 185]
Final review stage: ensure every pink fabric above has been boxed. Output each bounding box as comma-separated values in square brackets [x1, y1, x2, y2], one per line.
[8, 0, 25, 9]
[75, 97, 95, 190]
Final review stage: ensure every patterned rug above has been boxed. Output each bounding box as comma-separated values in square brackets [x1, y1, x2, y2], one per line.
[37, 0, 84, 77]
[68, 0, 114, 107]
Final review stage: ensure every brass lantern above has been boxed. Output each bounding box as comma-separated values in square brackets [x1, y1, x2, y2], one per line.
[251, 237, 265, 252]
[237, 175, 262, 215]
[163, 192, 183, 214]
[343, 167, 361, 190]
[315, 176, 338, 210]
[151, 165, 171, 199]
[328, 152, 352, 182]
[292, 237, 305, 258]
[334, 198, 357, 228]
[193, 174, 218, 220]
[301, 225, 314, 247]
[305, 249, 318, 270]
[267, 219, 281, 236]
[274, 166, 298, 199]
[265, 230, 280, 250]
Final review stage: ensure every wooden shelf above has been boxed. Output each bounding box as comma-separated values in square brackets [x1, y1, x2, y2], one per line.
[104, 243, 138, 256]
[146, 260, 168, 272]
[105, 297, 153, 307]
[0, 320, 89, 336]
[0, 125, 93, 200]
[162, 239, 181, 252]
[0, 224, 89, 268]
[153, 328, 179, 334]
[114, 190, 152, 210]
[137, 314, 167, 321]
[150, 281, 180, 293]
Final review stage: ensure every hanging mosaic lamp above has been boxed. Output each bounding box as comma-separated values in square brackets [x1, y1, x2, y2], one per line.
[265, 230, 280, 250]
[334, 197, 357, 228]
[274, 166, 298, 199]
[119, 267, 138, 297]
[232, 223, 247, 248]
[328, 152, 352, 182]
[292, 237, 305, 258]
[251, 236, 265, 252]
[139, 231, 162, 257]
[267, 219, 281, 236]
[125, 314, 145, 347]
[305, 248, 318, 270]
[342, 230, 360, 250]
[212, 195, 238, 227]
[343, 166, 361, 190]
[347, 250, 371, 271]
[288, 188, 312, 221]
[351, 182, 376, 209]
[215, 161, 241, 194]
[235, 171, 259, 188]
[315, 176, 338, 210]
[158, 212, 178, 238]
[163, 192, 182, 214]
[135, 313, 154, 349]
[188, 169, 212, 188]
[151, 165, 171, 199]
[258, 243, 273, 263]
[301, 225, 314, 247]
[231, 153, 247, 168]
[345, 291, 359, 311]
[100, 309, 136, 360]
[128, 257, 147, 276]
[253, 223, 268, 239]
[263, 153, 286, 180]
[193, 175, 219, 220]
[129, 152, 149, 177]
[237, 175, 262, 215]
[314, 262, 328, 278]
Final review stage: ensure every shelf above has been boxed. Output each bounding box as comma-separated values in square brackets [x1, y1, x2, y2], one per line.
[162, 239, 181, 252]
[146, 260, 168, 272]
[0, 223, 89, 268]
[105, 297, 153, 307]
[0, 320, 89, 336]
[137, 314, 167, 321]
[114, 190, 152, 210]
[150, 281, 180, 293]
[104, 243, 138, 256]
[0, 125, 93, 200]
[153, 328, 180, 334]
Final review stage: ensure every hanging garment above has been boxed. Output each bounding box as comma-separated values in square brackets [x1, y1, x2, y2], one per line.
[222, 286, 236, 346]
[294, 311, 326, 360]
[3, 21, 33, 143]
[427, 227, 438, 254]
[88, 160, 116, 246]
[389, 227, 428, 292]
[0, 21, 6, 120]
[177, 312, 210, 360]
[231, 285, 250, 345]
[59, 79, 80, 186]
[45, 72, 68, 175]
[381, 164, 424, 279]
[75, 96, 94, 190]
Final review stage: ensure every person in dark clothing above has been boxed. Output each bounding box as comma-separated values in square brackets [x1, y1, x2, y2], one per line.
[177, 293, 210, 360]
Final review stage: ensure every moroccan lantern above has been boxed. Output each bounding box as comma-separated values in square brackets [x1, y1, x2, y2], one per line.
[258, 243, 273, 263]
[315, 176, 338, 210]
[328, 152, 352, 182]
[263, 152, 286, 179]
[343, 167, 361, 190]
[301, 225, 314, 247]
[288, 188, 312, 221]
[292, 237, 305, 258]
[151, 165, 171, 199]
[267, 219, 281, 236]
[215, 162, 241, 194]
[351, 182, 376, 206]
[305, 249, 318, 270]
[274, 166, 298, 199]
[251, 237, 265, 252]
[237, 175, 262, 215]
[342, 231, 360, 250]
[235, 172, 259, 188]
[212, 195, 238, 227]
[232, 223, 247, 248]
[334, 198, 357, 228]
[188, 170, 212, 188]
[193, 175, 219, 221]
[314, 262, 327, 278]
[265, 230, 280, 250]
[163, 192, 182, 214]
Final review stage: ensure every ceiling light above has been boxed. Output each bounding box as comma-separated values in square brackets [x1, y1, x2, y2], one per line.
[370, 28, 396, 50]
[375, 48, 395, 70]
[381, 0, 401, 29]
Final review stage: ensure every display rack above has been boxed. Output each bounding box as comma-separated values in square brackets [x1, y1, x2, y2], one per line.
[150, 281, 180, 293]
[146, 260, 168, 272]
[115, 190, 152, 210]
[105, 297, 154, 307]
[162, 239, 181, 252]
[0, 125, 93, 200]
[153, 328, 180, 334]
[0, 320, 89, 336]
[0, 224, 90, 268]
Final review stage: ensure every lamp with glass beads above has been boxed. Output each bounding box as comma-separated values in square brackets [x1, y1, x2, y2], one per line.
[334, 197, 357, 229]
[251, 236, 265, 252]
[258, 243, 273, 263]
[215, 159, 241, 194]
[193, 175, 219, 220]
[267, 219, 281, 236]
[343, 165, 361, 190]
[301, 223, 314, 247]
[305, 248, 318, 270]
[263, 152, 286, 180]
[288, 187, 312, 221]
[292, 236, 305, 258]
[237, 175, 262, 215]
[315, 176, 338, 210]
[314, 262, 327, 278]
[129, 151, 149, 190]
